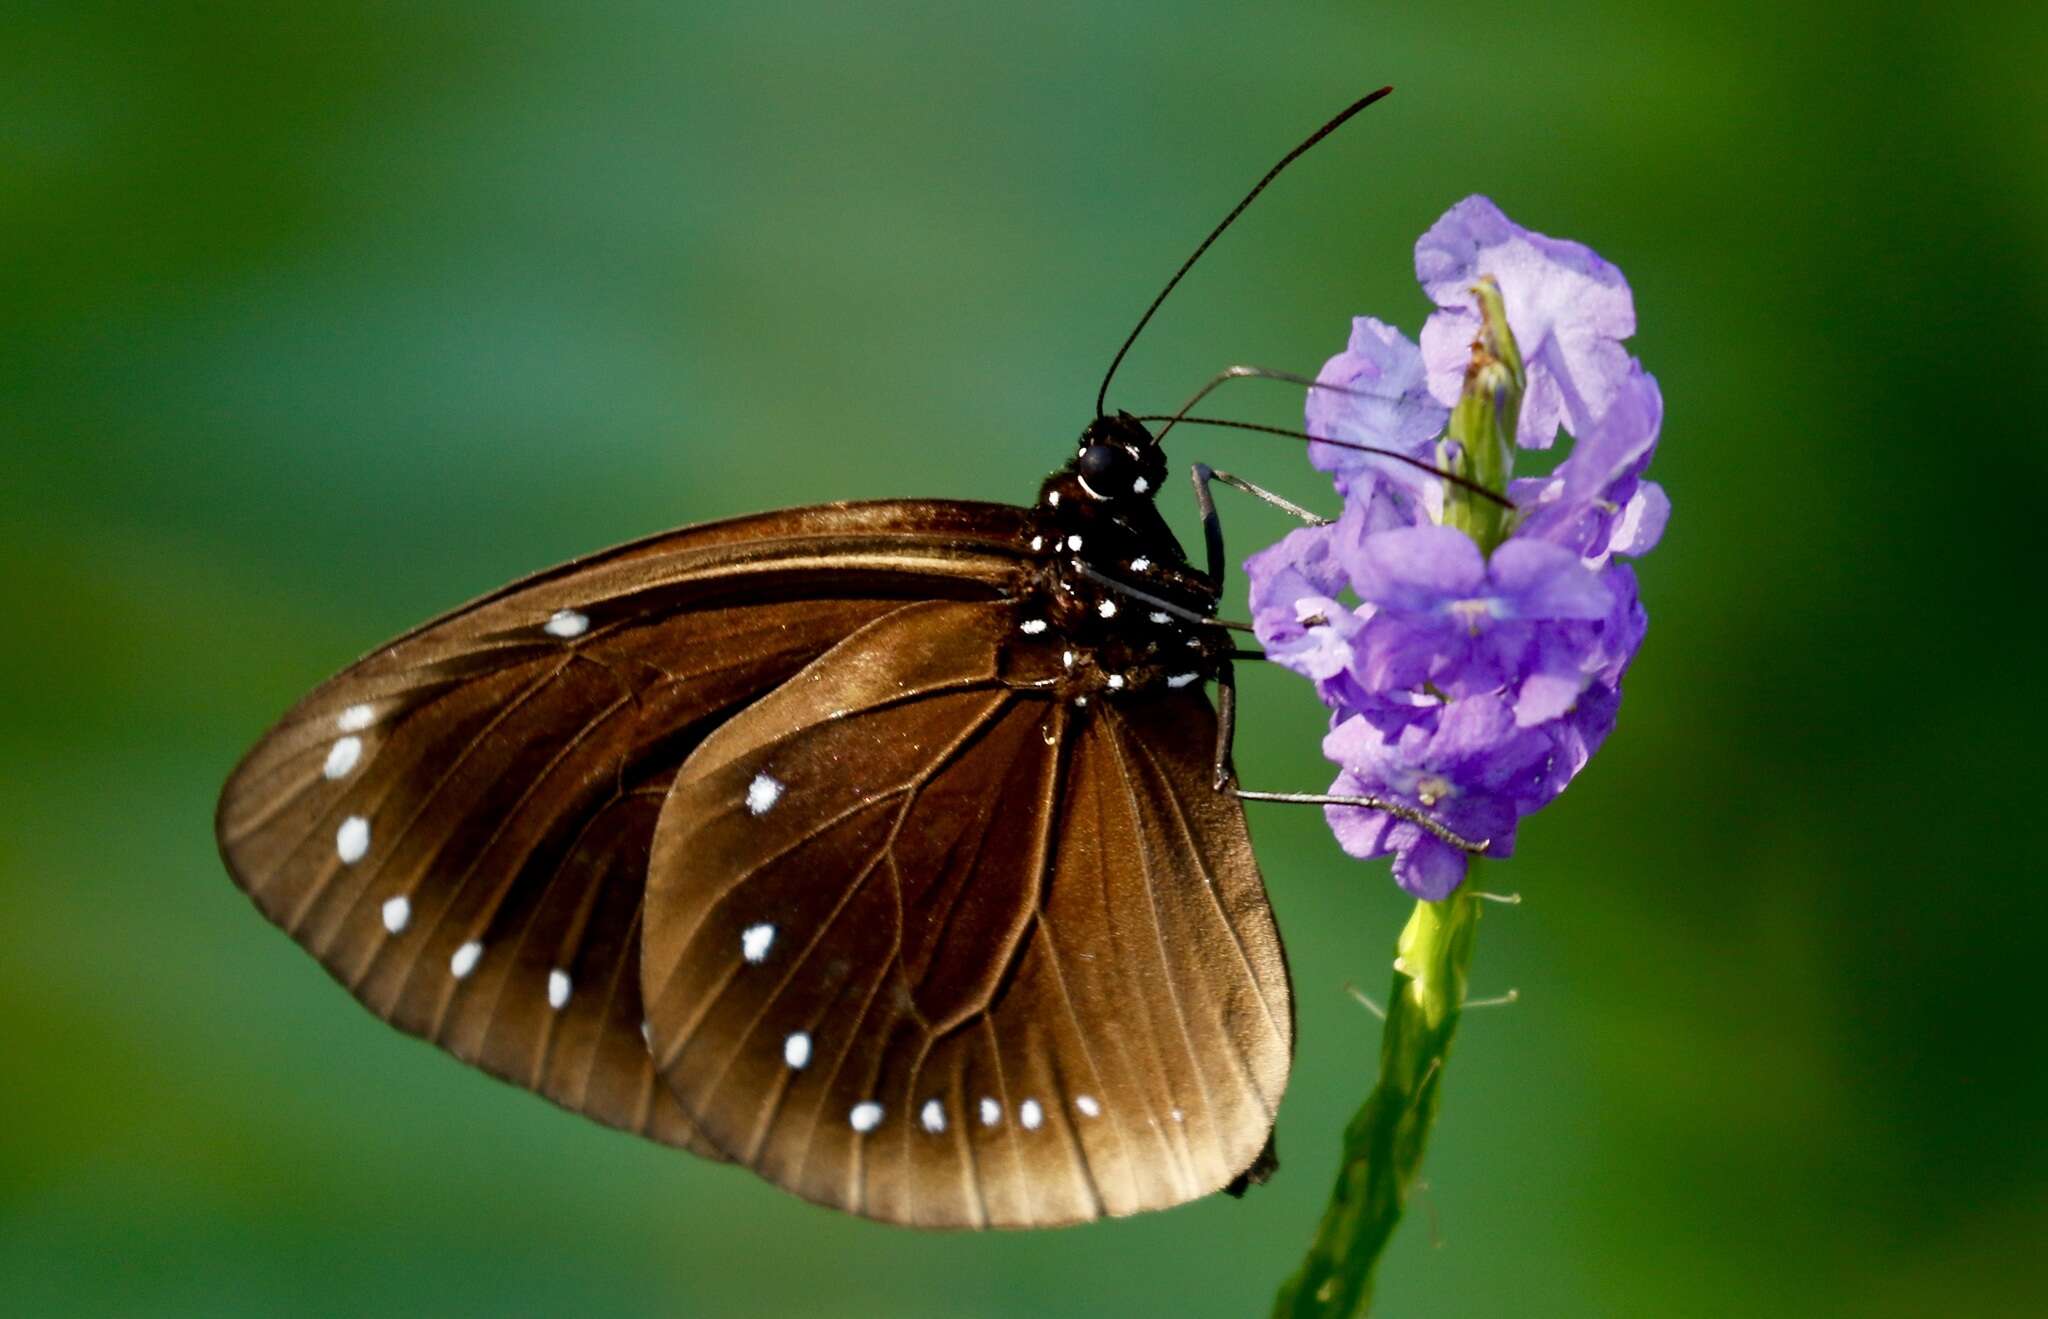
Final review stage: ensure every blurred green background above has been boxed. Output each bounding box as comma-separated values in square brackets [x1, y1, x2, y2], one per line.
[7, 2, 2045, 1315]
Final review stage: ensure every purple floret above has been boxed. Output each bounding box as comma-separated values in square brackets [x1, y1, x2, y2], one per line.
[1417, 195, 1638, 451]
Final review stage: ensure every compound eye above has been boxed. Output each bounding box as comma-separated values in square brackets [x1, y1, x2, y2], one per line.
[1076, 443, 1132, 497]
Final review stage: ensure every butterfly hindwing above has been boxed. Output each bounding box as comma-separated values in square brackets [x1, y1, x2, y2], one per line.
[640, 599, 1293, 1226]
[216, 503, 1033, 1156]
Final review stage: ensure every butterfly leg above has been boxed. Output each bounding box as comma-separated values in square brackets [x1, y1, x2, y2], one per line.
[1231, 787, 1489, 853]
[1210, 658, 1480, 853]
[1221, 657, 1490, 851]
[1212, 654, 1238, 789]
[1193, 459, 1323, 790]
[1190, 461, 1329, 585]
[1191, 457, 1327, 788]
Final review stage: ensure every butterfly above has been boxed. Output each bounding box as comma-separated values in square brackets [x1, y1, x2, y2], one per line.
[215, 91, 1417, 1229]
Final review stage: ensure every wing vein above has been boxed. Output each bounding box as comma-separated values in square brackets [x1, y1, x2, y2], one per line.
[1114, 713, 1285, 1106]
[1033, 925, 1113, 1217]
[295, 659, 577, 954]
[414, 689, 640, 1037]
[667, 688, 1015, 1078]
[1098, 717, 1221, 1181]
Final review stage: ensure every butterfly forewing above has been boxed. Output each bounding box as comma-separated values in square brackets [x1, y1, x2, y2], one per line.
[640, 599, 1292, 1226]
[216, 503, 1034, 1156]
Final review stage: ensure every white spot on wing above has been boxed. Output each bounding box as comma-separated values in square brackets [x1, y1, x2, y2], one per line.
[380, 895, 411, 934]
[1169, 1106, 1185, 1123]
[920, 1098, 946, 1133]
[1047, 491, 1060, 507]
[745, 772, 783, 816]
[323, 736, 362, 779]
[337, 704, 374, 732]
[1061, 650, 1075, 670]
[1167, 672, 1201, 688]
[1132, 475, 1150, 494]
[544, 608, 589, 638]
[1106, 674, 1125, 690]
[1131, 557, 1151, 572]
[1076, 1094, 1101, 1118]
[1149, 610, 1172, 625]
[547, 969, 572, 1010]
[784, 1031, 811, 1069]
[335, 815, 369, 864]
[1020, 618, 1047, 635]
[450, 940, 484, 979]
[1066, 534, 1083, 551]
[741, 923, 776, 963]
[1097, 599, 1118, 619]
[1030, 535, 1044, 551]
[849, 1101, 883, 1133]
[1020, 1099, 1044, 1130]
[979, 1097, 1002, 1127]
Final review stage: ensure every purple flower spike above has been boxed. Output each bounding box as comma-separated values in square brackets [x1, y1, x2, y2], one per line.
[1416, 196, 1636, 450]
[1244, 197, 1661, 900]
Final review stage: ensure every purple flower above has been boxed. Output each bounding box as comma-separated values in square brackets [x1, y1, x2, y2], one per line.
[1322, 696, 1547, 899]
[1246, 525, 1361, 694]
[1306, 316, 1448, 526]
[1416, 196, 1637, 451]
[1243, 196, 1663, 898]
[1344, 524, 1611, 704]
[1512, 363, 1669, 563]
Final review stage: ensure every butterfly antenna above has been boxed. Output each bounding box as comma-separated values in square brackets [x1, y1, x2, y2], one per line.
[1130, 413, 1517, 510]
[1093, 87, 1394, 420]
[1152, 364, 1357, 446]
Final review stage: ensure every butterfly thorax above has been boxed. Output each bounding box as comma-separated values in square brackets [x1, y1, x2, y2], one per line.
[1002, 414, 1229, 706]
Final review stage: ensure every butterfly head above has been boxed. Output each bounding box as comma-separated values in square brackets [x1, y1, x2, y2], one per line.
[1069, 412, 1168, 504]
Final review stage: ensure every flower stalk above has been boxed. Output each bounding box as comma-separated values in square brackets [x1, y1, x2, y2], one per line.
[1270, 877, 1482, 1318]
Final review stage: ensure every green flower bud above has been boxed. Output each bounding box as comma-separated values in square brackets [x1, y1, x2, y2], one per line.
[1439, 276, 1523, 556]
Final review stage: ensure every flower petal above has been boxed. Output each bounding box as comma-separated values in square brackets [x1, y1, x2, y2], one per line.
[1346, 524, 1486, 610]
[1391, 836, 1467, 900]
[1488, 540, 1614, 620]
[1513, 670, 1584, 727]
[1247, 523, 1344, 615]
[1514, 366, 1665, 559]
[1304, 318, 1448, 528]
[1307, 316, 1447, 463]
[1608, 481, 1670, 558]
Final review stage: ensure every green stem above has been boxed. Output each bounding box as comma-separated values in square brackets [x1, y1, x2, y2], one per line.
[1271, 874, 1484, 1319]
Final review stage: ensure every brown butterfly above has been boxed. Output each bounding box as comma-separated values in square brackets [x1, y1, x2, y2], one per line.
[215, 91, 1444, 1229]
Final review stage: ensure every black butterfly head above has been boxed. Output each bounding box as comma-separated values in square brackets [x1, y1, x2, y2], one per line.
[1070, 411, 1168, 505]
